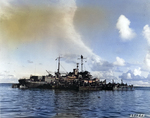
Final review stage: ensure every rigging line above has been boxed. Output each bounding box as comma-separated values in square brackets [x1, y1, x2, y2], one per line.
[60, 64, 68, 73]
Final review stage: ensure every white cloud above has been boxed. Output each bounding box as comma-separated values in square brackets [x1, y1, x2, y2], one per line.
[91, 71, 103, 79]
[120, 69, 144, 80]
[127, 81, 150, 87]
[143, 25, 150, 45]
[144, 53, 150, 69]
[143, 25, 150, 70]
[119, 69, 150, 86]
[116, 15, 136, 41]
[91, 60, 113, 71]
[91, 70, 118, 83]
[113, 57, 125, 66]
[127, 73, 132, 79]
[133, 67, 141, 76]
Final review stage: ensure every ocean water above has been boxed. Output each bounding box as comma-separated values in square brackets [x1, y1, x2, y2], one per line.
[0, 83, 150, 118]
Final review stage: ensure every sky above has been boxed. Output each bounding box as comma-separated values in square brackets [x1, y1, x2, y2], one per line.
[0, 0, 150, 86]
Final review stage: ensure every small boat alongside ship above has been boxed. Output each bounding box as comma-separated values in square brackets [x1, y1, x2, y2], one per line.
[12, 55, 134, 91]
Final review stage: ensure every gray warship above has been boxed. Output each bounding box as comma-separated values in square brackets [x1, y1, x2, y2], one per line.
[12, 55, 134, 91]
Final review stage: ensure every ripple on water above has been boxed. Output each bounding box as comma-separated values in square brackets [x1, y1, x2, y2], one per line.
[0, 84, 150, 118]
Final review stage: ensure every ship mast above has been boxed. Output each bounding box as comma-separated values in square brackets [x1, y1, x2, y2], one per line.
[78, 55, 86, 72]
[76, 63, 79, 71]
[56, 56, 62, 74]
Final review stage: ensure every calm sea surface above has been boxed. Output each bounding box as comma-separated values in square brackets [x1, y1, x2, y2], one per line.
[0, 83, 150, 118]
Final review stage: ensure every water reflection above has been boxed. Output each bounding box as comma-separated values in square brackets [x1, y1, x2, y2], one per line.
[53, 90, 91, 117]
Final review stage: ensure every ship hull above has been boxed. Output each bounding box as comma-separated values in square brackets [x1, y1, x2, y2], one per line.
[25, 81, 46, 88]
[79, 86, 102, 91]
